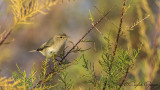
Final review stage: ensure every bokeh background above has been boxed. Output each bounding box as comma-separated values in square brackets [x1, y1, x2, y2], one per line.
[0, 0, 159, 90]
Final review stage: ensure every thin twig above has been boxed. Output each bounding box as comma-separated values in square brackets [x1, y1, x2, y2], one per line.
[119, 65, 130, 89]
[32, 8, 112, 89]
[112, 0, 126, 56]
[147, 7, 160, 90]
[0, 25, 15, 46]
[94, 5, 119, 30]
[102, 0, 126, 90]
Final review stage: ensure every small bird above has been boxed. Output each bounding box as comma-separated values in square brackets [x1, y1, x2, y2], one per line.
[31, 33, 69, 58]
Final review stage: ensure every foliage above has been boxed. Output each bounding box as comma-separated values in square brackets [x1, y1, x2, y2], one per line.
[9, 58, 59, 89]
[10, 0, 59, 24]
[57, 71, 73, 90]
[81, 35, 141, 90]
[0, 0, 59, 46]
[0, 76, 24, 90]
[82, 54, 101, 89]
[12, 64, 34, 88]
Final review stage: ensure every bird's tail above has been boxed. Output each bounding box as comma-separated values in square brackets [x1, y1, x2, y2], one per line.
[29, 50, 37, 52]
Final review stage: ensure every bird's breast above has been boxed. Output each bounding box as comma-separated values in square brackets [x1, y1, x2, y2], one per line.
[41, 39, 66, 58]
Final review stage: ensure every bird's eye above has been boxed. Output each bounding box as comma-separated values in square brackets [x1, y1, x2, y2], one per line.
[60, 36, 63, 38]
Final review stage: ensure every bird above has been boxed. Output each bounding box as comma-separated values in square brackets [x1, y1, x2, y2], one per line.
[31, 33, 69, 58]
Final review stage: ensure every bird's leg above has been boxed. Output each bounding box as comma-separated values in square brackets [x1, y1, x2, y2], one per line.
[52, 53, 56, 69]
[52, 53, 55, 61]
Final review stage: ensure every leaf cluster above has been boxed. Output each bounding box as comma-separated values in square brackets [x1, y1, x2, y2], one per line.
[11, 59, 57, 89]
[10, 0, 58, 24]
[0, 76, 24, 90]
[57, 71, 73, 90]
[81, 35, 141, 89]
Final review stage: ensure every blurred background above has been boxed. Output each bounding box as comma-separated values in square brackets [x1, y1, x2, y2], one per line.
[0, 0, 159, 90]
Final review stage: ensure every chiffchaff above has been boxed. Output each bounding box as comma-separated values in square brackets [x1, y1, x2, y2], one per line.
[31, 33, 69, 58]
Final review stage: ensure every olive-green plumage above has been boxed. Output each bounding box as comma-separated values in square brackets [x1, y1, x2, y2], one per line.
[35, 33, 68, 58]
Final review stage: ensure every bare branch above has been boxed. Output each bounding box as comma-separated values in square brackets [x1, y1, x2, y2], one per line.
[112, 0, 126, 56]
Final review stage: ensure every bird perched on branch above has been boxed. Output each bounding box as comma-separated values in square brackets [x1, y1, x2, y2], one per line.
[30, 33, 69, 58]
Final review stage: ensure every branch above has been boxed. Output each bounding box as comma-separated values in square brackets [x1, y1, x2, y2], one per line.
[102, 0, 126, 89]
[119, 65, 130, 89]
[0, 29, 12, 46]
[0, 23, 17, 46]
[112, 0, 126, 56]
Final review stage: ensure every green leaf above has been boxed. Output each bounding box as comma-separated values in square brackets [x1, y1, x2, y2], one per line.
[89, 10, 94, 22]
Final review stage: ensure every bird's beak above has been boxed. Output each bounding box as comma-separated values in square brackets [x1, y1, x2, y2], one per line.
[67, 36, 71, 41]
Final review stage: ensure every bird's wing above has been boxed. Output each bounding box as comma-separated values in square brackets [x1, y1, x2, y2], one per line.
[37, 42, 48, 51]
[37, 37, 54, 51]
